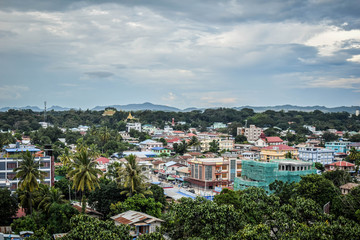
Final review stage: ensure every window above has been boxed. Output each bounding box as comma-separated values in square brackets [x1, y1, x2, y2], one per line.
[191, 165, 194, 178]
[41, 161, 50, 168]
[0, 162, 5, 170]
[0, 172, 5, 178]
[7, 162, 17, 170]
[205, 166, 212, 180]
[195, 164, 198, 179]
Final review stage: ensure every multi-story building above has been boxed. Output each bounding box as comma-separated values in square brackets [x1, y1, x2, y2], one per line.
[126, 122, 142, 132]
[0, 155, 54, 191]
[185, 157, 242, 189]
[200, 138, 234, 152]
[234, 159, 316, 192]
[325, 141, 350, 153]
[139, 140, 163, 151]
[325, 161, 355, 172]
[260, 145, 298, 161]
[298, 147, 335, 165]
[212, 122, 227, 129]
[237, 125, 262, 142]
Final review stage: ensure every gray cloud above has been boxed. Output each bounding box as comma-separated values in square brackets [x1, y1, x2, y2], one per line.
[84, 71, 114, 78]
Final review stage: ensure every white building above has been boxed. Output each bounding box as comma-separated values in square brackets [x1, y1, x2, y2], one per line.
[139, 140, 163, 151]
[0, 156, 53, 191]
[298, 147, 335, 165]
[237, 125, 262, 142]
[126, 122, 142, 132]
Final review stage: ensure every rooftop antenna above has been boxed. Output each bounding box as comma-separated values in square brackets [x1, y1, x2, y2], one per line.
[44, 101, 47, 123]
[245, 119, 248, 128]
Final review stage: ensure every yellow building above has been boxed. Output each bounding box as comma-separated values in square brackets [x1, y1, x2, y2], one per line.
[260, 144, 298, 161]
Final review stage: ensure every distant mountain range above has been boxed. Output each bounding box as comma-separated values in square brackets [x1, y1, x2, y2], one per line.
[0, 103, 359, 113]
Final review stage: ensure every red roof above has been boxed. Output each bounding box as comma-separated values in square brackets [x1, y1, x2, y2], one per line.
[96, 157, 110, 164]
[266, 137, 284, 143]
[166, 138, 181, 143]
[327, 161, 354, 167]
[13, 208, 26, 218]
[187, 133, 196, 137]
[262, 144, 295, 151]
[173, 131, 184, 133]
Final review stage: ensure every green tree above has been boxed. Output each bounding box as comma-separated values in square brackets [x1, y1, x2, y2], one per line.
[38, 187, 66, 213]
[347, 147, 360, 163]
[235, 134, 247, 143]
[67, 148, 102, 209]
[59, 147, 72, 166]
[209, 140, 219, 153]
[14, 151, 46, 214]
[118, 154, 150, 197]
[323, 169, 352, 187]
[149, 184, 167, 209]
[188, 136, 201, 151]
[322, 132, 338, 143]
[350, 134, 360, 142]
[173, 140, 188, 155]
[295, 174, 340, 207]
[269, 180, 296, 204]
[0, 188, 18, 225]
[60, 214, 131, 240]
[315, 162, 325, 172]
[110, 194, 163, 218]
[163, 197, 242, 240]
[88, 179, 126, 218]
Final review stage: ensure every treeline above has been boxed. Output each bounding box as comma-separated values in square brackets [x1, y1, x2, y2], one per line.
[1, 108, 360, 133]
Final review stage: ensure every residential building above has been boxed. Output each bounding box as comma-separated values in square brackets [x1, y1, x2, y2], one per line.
[0, 155, 53, 191]
[325, 141, 350, 153]
[126, 122, 142, 132]
[111, 210, 164, 237]
[234, 159, 316, 192]
[298, 147, 335, 165]
[241, 151, 260, 160]
[185, 157, 242, 190]
[200, 138, 234, 152]
[303, 125, 316, 133]
[265, 137, 284, 146]
[260, 145, 298, 161]
[347, 142, 360, 152]
[325, 161, 355, 172]
[237, 125, 262, 141]
[340, 183, 359, 195]
[212, 122, 227, 129]
[139, 140, 163, 151]
[151, 147, 171, 156]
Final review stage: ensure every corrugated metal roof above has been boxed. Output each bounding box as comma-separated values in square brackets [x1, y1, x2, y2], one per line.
[111, 210, 164, 225]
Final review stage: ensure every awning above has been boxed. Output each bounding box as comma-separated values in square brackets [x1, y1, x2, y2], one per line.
[167, 176, 175, 181]
[175, 177, 184, 181]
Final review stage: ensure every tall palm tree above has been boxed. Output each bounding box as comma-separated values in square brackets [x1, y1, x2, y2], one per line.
[67, 148, 102, 206]
[118, 154, 150, 197]
[14, 151, 46, 214]
[188, 136, 201, 152]
[348, 147, 359, 163]
[59, 147, 72, 166]
[38, 187, 65, 213]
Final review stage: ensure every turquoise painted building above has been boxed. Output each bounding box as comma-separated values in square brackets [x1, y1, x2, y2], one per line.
[325, 141, 350, 153]
[234, 159, 316, 192]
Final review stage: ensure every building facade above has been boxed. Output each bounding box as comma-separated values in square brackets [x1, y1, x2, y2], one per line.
[237, 125, 262, 142]
[325, 142, 349, 153]
[234, 159, 316, 192]
[260, 145, 298, 161]
[185, 157, 242, 189]
[126, 122, 142, 132]
[298, 147, 335, 165]
[0, 156, 53, 191]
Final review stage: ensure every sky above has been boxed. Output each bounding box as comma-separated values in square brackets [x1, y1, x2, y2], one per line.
[0, 0, 359, 109]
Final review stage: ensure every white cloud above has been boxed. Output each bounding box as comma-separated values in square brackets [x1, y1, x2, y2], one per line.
[0, 85, 29, 100]
[347, 55, 360, 63]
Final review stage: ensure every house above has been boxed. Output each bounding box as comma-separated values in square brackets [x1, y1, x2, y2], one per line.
[185, 157, 242, 190]
[126, 122, 142, 133]
[265, 137, 284, 146]
[298, 147, 335, 165]
[260, 145, 298, 161]
[139, 140, 163, 151]
[151, 147, 171, 156]
[325, 141, 350, 153]
[72, 203, 103, 218]
[237, 125, 262, 141]
[340, 183, 360, 195]
[347, 142, 360, 152]
[234, 159, 316, 192]
[111, 210, 164, 237]
[325, 161, 355, 172]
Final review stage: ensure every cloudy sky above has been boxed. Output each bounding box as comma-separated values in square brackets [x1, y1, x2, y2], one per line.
[0, 0, 359, 109]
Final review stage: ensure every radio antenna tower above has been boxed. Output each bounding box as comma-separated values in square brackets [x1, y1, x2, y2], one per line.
[44, 101, 47, 123]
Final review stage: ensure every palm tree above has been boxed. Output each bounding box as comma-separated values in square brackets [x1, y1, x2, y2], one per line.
[14, 151, 46, 214]
[38, 187, 65, 213]
[188, 136, 201, 152]
[347, 147, 359, 163]
[67, 148, 102, 207]
[59, 147, 72, 166]
[118, 154, 150, 197]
